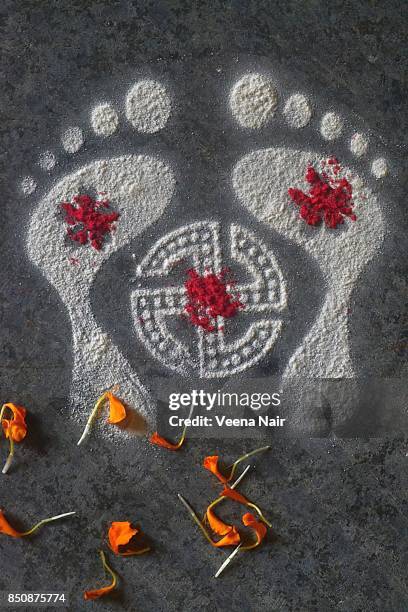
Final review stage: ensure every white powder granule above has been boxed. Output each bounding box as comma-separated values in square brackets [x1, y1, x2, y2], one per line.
[21, 176, 37, 195]
[62, 127, 84, 153]
[230, 73, 278, 129]
[350, 132, 368, 157]
[320, 112, 343, 140]
[39, 151, 56, 171]
[91, 103, 119, 137]
[126, 80, 171, 133]
[371, 157, 388, 179]
[283, 94, 312, 128]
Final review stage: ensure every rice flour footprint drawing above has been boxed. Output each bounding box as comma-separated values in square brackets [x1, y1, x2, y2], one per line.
[230, 73, 387, 380]
[26, 81, 175, 433]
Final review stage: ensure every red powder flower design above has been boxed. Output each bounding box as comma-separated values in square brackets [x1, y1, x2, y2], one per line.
[61, 194, 119, 250]
[288, 158, 356, 229]
[184, 268, 244, 332]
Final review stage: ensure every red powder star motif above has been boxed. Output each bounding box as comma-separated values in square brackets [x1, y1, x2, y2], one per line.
[184, 268, 244, 332]
[288, 158, 356, 229]
[61, 194, 119, 250]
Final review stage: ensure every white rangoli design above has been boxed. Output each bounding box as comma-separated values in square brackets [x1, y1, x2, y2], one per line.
[131, 222, 287, 377]
[20, 68, 390, 437]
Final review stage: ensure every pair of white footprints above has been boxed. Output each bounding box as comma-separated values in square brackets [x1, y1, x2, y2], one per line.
[25, 73, 386, 432]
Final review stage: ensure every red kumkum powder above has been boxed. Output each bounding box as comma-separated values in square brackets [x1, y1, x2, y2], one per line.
[288, 158, 356, 229]
[184, 268, 244, 332]
[61, 194, 120, 250]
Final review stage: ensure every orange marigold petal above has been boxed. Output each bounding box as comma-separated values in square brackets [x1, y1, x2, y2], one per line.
[84, 584, 115, 601]
[1, 403, 27, 442]
[3, 404, 26, 421]
[108, 521, 138, 555]
[0, 510, 23, 538]
[203, 455, 228, 483]
[242, 512, 267, 545]
[206, 506, 233, 536]
[221, 486, 248, 505]
[213, 526, 241, 547]
[149, 431, 181, 450]
[105, 393, 127, 424]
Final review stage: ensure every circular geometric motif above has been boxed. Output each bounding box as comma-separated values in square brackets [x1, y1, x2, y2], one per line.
[131, 221, 287, 377]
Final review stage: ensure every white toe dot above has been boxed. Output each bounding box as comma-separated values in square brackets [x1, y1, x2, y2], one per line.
[283, 94, 312, 128]
[91, 103, 119, 136]
[320, 112, 343, 140]
[62, 127, 84, 153]
[371, 158, 389, 179]
[350, 132, 369, 157]
[21, 176, 37, 195]
[126, 80, 171, 133]
[38, 151, 56, 171]
[230, 73, 278, 129]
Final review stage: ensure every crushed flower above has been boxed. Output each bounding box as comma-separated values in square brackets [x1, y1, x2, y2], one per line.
[214, 513, 268, 577]
[0, 403, 28, 474]
[62, 194, 119, 251]
[206, 506, 235, 536]
[212, 526, 240, 547]
[84, 550, 117, 601]
[77, 388, 127, 446]
[184, 268, 244, 332]
[108, 521, 150, 556]
[178, 494, 240, 548]
[203, 456, 228, 483]
[0, 509, 76, 538]
[288, 157, 356, 229]
[241, 512, 268, 550]
[203, 446, 270, 483]
[149, 405, 193, 451]
[105, 392, 126, 424]
[221, 486, 249, 506]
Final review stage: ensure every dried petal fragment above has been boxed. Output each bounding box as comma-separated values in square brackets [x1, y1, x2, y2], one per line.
[241, 512, 267, 549]
[206, 506, 233, 536]
[221, 487, 249, 505]
[0, 509, 76, 538]
[149, 431, 184, 450]
[77, 388, 126, 446]
[213, 526, 241, 548]
[108, 521, 150, 556]
[105, 393, 126, 424]
[203, 455, 228, 483]
[149, 405, 193, 451]
[1, 404, 27, 442]
[220, 487, 272, 528]
[0, 510, 22, 537]
[84, 550, 117, 600]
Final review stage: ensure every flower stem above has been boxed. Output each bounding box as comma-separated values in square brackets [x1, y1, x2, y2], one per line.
[174, 404, 194, 449]
[99, 550, 117, 588]
[20, 511, 76, 536]
[177, 493, 214, 545]
[228, 445, 271, 481]
[203, 465, 251, 521]
[247, 502, 272, 528]
[214, 543, 242, 578]
[2, 436, 14, 474]
[77, 393, 108, 446]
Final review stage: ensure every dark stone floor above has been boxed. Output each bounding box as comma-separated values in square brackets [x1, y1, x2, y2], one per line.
[0, 2, 407, 611]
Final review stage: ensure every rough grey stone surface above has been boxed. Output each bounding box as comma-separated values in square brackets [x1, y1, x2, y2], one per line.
[0, 1, 407, 611]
